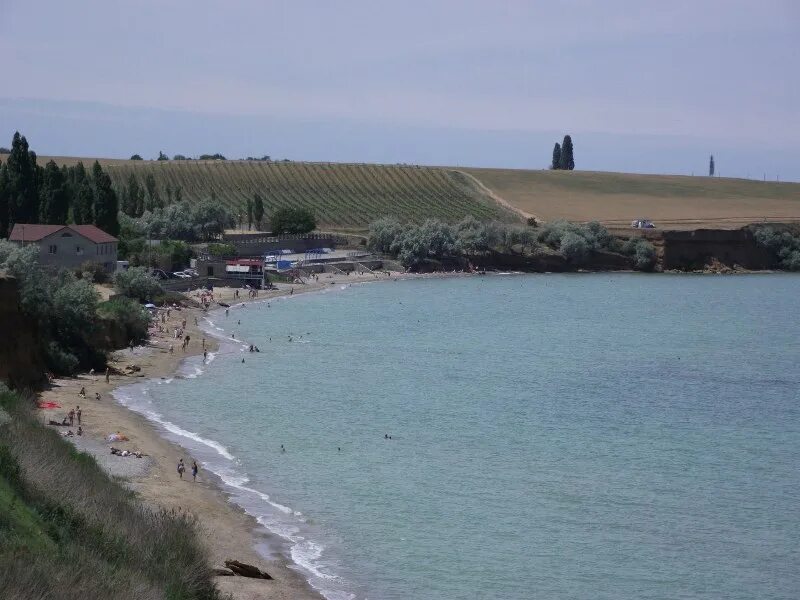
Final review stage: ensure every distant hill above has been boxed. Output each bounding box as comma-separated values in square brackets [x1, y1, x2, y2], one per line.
[461, 168, 800, 230]
[22, 157, 518, 230]
[6, 154, 799, 231]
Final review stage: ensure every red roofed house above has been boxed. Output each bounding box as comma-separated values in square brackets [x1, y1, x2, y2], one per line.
[8, 224, 118, 273]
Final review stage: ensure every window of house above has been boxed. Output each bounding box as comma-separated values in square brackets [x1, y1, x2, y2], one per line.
[48, 245, 57, 254]
[76, 246, 83, 255]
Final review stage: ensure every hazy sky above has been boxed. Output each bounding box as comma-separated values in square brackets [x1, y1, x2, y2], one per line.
[1, 1, 798, 179]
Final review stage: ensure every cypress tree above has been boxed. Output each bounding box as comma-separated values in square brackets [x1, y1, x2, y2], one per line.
[92, 161, 119, 236]
[551, 143, 562, 170]
[124, 173, 140, 217]
[143, 173, 161, 211]
[39, 160, 69, 224]
[6, 132, 40, 227]
[253, 192, 264, 230]
[72, 181, 94, 225]
[559, 135, 575, 170]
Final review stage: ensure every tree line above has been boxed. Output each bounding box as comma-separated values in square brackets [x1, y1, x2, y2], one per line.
[550, 135, 575, 170]
[0, 132, 119, 237]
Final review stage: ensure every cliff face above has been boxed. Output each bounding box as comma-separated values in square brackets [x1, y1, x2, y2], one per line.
[632, 228, 775, 271]
[0, 272, 47, 389]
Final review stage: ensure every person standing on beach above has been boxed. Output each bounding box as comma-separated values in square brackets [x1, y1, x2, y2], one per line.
[191, 461, 198, 481]
[76, 406, 81, 425]
[68, 408, 75, 426]
[79, 386, 86, 398]
[177, 458, 185, 479]
[105, 367, 110, 384]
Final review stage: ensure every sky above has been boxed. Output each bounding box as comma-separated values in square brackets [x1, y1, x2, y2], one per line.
[1, 1, 798, 179]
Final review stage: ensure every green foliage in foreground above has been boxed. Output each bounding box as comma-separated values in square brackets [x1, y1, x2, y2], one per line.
[753, 226, 800, 271]
[0, 387, 221, 600]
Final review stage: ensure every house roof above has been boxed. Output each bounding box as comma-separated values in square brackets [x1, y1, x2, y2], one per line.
[8, 224, 118, 243]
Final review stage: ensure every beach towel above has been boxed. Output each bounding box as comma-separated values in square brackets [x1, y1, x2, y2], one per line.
[38, 401, 61, 409]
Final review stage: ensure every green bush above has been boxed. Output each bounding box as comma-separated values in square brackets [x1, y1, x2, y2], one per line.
[269, 207, 316, 234]
[622, 237, 657, 271]
[98, 297, 150, 343]
[753, 226, 800, 271]
[78, 260, 110, 283]
[559, 231, 589, 262]
[114, 266, 164, 302]
[208, 242, 237, 257]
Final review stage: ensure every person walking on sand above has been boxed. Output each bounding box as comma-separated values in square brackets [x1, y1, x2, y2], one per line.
[95, 392, 100, 401]
[191, 461, 198, 481]
[68, 408, 75, 426]
[76, 406, 81, 425]
[105, 367, 110, 384]
[79, 386, 86, 398]
[177, 458, 185, 479]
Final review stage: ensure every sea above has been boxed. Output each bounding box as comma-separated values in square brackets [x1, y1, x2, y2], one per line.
[114, 274, 800, 600]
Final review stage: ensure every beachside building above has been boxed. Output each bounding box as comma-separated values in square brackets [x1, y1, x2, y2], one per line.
[8, 224, 119, 273]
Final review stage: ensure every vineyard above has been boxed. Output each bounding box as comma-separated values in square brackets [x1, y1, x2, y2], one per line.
[38, 158, 519, 229]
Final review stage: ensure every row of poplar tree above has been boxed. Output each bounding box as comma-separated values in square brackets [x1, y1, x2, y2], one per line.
[0, 132, 119, 238]
[551, 135, 575, 170]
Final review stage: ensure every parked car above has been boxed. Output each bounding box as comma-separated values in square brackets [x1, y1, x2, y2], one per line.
[631, 219, 656, 229]
[172, 271, 191, 279]
[182, 269, 199, 277]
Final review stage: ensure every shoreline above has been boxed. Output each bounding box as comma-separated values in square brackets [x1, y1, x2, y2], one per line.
[36, 269, 441, 600]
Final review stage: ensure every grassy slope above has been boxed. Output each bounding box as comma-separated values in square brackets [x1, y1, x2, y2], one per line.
[461, 168, 800, 230]
[30, 156, 518, 230]
[0, 390, 220, 600]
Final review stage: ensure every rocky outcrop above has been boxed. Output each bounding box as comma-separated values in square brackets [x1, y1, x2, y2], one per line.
[0, 272, 47, 389]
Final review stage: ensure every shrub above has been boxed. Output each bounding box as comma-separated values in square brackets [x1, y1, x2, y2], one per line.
[368, 217, 404, 253]
[129, 154, 142, 160]
[753, 226, 800, 271]
[207, 242, 237, 257]
[270, 207, 316, 235]
[622, 237, 657, 271]
[78, 260, 110, 283]
[98, 297, 150, 343]
[113, 267, 164, 302]
[559, 231, 589, 262]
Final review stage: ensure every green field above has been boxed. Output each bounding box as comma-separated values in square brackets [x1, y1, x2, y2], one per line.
[34, 157, 519, 229]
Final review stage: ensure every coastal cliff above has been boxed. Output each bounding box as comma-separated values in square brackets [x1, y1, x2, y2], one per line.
[0, 272, 46, 389]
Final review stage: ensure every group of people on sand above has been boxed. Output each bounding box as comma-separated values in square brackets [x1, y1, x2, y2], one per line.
[176, 458, 199, 481]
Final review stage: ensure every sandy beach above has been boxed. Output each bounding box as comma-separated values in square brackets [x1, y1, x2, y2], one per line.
[35, 269, 444, 600]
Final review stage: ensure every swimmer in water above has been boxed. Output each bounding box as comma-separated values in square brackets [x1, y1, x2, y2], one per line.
[280, 444, 285, 452]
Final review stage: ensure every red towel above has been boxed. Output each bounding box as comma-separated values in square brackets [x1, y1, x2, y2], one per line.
[37, 401, 61, 409]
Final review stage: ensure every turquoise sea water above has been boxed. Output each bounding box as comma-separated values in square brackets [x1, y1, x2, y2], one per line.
[115, 274, 800, 600]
